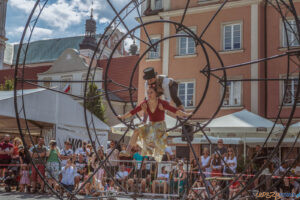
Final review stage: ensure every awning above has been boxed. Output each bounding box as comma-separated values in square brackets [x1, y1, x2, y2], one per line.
[202, 109, 284, 138]
[0, 88, 110, 131]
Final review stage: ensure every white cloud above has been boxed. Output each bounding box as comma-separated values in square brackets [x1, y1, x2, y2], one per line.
[7, 26, 53, 41]
[99, 17, 111, 24]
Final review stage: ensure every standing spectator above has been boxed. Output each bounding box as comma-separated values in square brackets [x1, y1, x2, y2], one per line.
[133, 146, 144, 170]
[18, 146, 30, 165]
[106, 141, 119, 176]
[190, 159, 199, 183]
[223, 147, 237, 176]
[75, 141, 90, 159]
[60, 141, 73, 167]
[152, 166, 169, 194]
[0, 134, 14, 180]
[46, 140, 61, 190]
[199, 147, 212, 178]
[211, 151, 222, 177]
[252, 145, 265, 172]
[19, 164, 30, 192]
[214, 139, 227, 158]
[162, 146, 173, 161]
[10, 138, 22, 181]
[60, 158, 77, 197]
[29, 137, 48, 193]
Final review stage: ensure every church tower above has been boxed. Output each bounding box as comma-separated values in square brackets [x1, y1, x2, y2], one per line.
[0, 0, 8, 69]
[79, 7, 98, 57]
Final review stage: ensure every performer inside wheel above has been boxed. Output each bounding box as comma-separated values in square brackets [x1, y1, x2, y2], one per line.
[118, 87, 191, 162]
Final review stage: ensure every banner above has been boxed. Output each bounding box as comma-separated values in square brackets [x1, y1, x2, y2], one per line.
[55, 125, 108, 152]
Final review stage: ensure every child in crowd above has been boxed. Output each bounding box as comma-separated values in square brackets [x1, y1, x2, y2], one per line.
[19, 164, 30, 192]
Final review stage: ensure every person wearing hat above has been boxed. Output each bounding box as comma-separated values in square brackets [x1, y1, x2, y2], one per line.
[143, 67, 184, 111]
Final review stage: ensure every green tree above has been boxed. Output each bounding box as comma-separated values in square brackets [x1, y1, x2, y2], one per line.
[85, 83, 106, 122]
[0, 79, 14, 91]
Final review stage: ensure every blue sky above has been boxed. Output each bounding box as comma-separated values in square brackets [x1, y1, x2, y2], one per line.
[6, 0, 139, 49]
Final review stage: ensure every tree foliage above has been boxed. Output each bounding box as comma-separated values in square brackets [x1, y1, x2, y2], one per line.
[85, 83, 106, 122]
[0, 79, 14, 91]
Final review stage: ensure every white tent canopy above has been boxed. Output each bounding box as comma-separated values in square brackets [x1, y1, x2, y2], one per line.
[0, 88, 109, 149]
[203, 109, 284, 137]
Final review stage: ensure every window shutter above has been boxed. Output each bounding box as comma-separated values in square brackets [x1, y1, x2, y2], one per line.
[233, 81, 241, 105]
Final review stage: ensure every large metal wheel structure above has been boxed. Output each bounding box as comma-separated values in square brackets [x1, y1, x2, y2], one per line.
[13, 0, 300, 199]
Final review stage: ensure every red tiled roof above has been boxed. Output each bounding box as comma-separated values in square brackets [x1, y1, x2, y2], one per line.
[98, 55, 139, 102]
[0, 66, 51, 89]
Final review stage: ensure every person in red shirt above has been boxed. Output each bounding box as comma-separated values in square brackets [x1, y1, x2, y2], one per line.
[0, 135, 14, 180]
[118, 87, 190, 162]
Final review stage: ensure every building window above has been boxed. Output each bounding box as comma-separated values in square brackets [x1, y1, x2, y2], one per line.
[282, 19, 299, 47]
[61, 75, 72, 93]
[223, 81, 242, 106]
[223, 23, 241, 51]
[148, 38, 160, 59]
[178, 82, 195, 108]
[178, 30, 196, 56]
[154, 0, 162, 10]
[282, 78, 300, 105]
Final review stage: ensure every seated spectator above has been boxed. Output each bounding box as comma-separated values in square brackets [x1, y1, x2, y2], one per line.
[74, 154, 87, 189]
[152, 166, 169, 194]
[279, 175, 295, 196]
[188, 176, 205, 199]
[171, 161, 187, 194]
[29, 137, 47, 193]
[119, 144, 131, 167]
[128, 162, 150, 193]
[209, 179, 221, 200]
[92, 160, 105, 196]
[115, 165, 128, 187]
[210, 151, 222, 177]
[60, 141, 73, 167]
[229, 176, 242, 199]
[60, 158, 76, 197]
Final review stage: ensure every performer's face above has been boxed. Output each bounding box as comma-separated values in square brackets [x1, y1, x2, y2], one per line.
[147, 88, 157, 99]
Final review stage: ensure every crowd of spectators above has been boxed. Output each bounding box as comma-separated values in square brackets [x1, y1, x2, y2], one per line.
[0, 135, 299, 199]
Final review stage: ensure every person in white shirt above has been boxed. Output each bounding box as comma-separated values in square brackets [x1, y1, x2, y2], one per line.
[60, 141, 74, 167]
[152, 166, 169, 194]
[200, 147, 212, 177]
[106, 141, 119, 176]
[223, 147, 237, 175]
[60, 158, 77, 197]
[75, 141, 90, 159]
